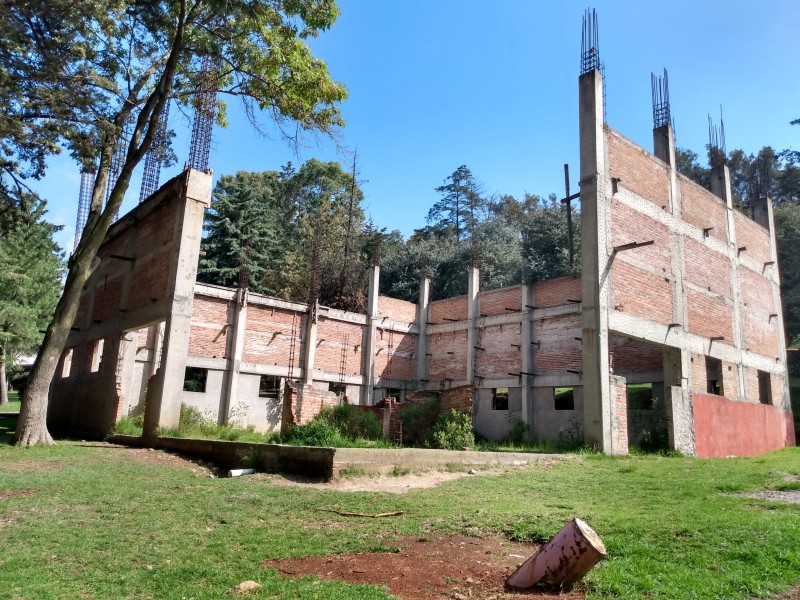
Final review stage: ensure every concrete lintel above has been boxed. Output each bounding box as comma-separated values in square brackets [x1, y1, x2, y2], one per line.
[479, 312, 524, 328]
[608, 312, 784, 374]
[319, 307, 369, 326]
[62, 301, 172, 348]
[532, 374, 582, 388]
[309, 370, 365, 386]
[533, 303, 582, 320]
[613, 370, 664, 384]
[186, 356, 229, 370]
[476, 377, 524, 389]
[193, 283, 238, 301]
[375, 321, 418, 335]
[427, 321, 470, 335]
[373, 376, 415, 389]
[244, 293, 308, 314]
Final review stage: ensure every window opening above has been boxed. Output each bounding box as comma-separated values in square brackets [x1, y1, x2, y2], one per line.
[627, 383, 654, 410]
[259, 375, 281, 399]
[492, 388, 509, 410]
[706, 357, 723, 395]
[758, 370, 772, 405]
[385, 388, 402, 401]
[554, 387, 575, 411]
[89, 339, 105, 373]
[183, 367, 208, 393]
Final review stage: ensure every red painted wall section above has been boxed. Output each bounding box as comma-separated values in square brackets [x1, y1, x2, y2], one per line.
[693, 393, 795, 457]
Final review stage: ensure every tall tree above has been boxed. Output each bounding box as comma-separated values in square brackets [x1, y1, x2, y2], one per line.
[282, 159, 366, 311]
[427, 165, 486, 243]
[775, 203, 800, 346]
[198, 171, 294, 296]
[0, 197, 63, 406]
[4, 0, 347, 445]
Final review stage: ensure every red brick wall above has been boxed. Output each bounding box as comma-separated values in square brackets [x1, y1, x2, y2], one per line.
[607, 128, 669, 209]
[734, 211, 771, 264]
[679, 176, 728, 243]
[611, 200, 672, 272]
[693, 393, 795, 457]
[721, 361, 739, 401]
[610, 336, 663, 373]
[243, 305, 301, 366]
[479, 322, 522, 378]
[92, 277, 124, 323]
[377, 295, 417, 323]
[534, 314, 581, 374]
[374, 328, 415, 381]
[440, 385, 472, 413]
[188, 296, 231, 358]
[683, 237, 731, 297]
[128, 252, 172, 308]
[686, 290, 734, 342]
[427, 329, 468, 380]
[739, 267, 775, 315]
[743, 311, 778, 357]
[533, 276, 581, 307]
[611, 261, 673, 325]
[429, 296, 468, 323]
[285, 382, 339, 426]
[316, 318, 364, 376]
[479, 286, 521, 316]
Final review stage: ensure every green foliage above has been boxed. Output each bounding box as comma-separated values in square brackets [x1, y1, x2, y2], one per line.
[280, 405, 392, 448]
[0, 196, 63, 359]
[110, 416, 143, 437]
[507, 419, 531, 446]
[199, 160, 369, 311]
[398, 397, 440, 446]
[198, 171, 291, 296]
[281, 418, 344, 447]
[427, 165, 486, 242]
[430, 409, 474, 450]
[322, 404, 381, 440]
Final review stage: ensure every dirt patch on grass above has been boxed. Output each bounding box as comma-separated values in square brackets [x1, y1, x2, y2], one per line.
[739, 490, 800, 504]
[266, 470, 488, 493]
[0, 489, 35, 501]
[263, 532, 585, 600]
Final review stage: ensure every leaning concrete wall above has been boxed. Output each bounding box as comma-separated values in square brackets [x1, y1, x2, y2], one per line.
[49, 169, 212, 438]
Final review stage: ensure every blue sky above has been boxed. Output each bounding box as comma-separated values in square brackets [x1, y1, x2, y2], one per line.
[33, 0, 800, 252]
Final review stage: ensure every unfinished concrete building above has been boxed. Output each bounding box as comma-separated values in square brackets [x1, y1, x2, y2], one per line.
[49, 62, 795, 458]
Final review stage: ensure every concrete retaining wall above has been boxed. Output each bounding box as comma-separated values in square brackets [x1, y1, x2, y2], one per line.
[110, 435, 335, 480]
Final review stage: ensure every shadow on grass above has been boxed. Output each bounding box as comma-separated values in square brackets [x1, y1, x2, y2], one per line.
[0, 414, 18, 444]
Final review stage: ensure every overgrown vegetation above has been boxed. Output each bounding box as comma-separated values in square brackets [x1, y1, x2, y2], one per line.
[4, 441, 800, 598]
[430, 409, 475, 450]
[397, 397, 440, 446]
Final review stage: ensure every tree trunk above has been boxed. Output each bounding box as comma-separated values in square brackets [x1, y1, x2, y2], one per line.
[12, 235, 102, 446]
[0, 353, 8, 406]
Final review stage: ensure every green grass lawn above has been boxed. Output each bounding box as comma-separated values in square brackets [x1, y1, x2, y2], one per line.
[0, 390, 21, 413]
[2, 441, 800, 599]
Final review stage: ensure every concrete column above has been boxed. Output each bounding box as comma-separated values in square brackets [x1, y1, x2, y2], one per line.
[663, 346, 695, 454]
[222, 288, 248, 424]
[361, 264, 380, 404]
[520, 284, 535, 426]
[760, 197, 791, 410]
[579, 68, 613, 452]
[143, 169, 212, 438]
[302, 300, 317, 385]
[414, 276, 431, 385]
[466, 265, 480, 385]
[714, 164, 747, 400]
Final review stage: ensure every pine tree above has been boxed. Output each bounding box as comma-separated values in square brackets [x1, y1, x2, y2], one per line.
[0, 197, 64, 405]
[198, 171, 295, 296]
